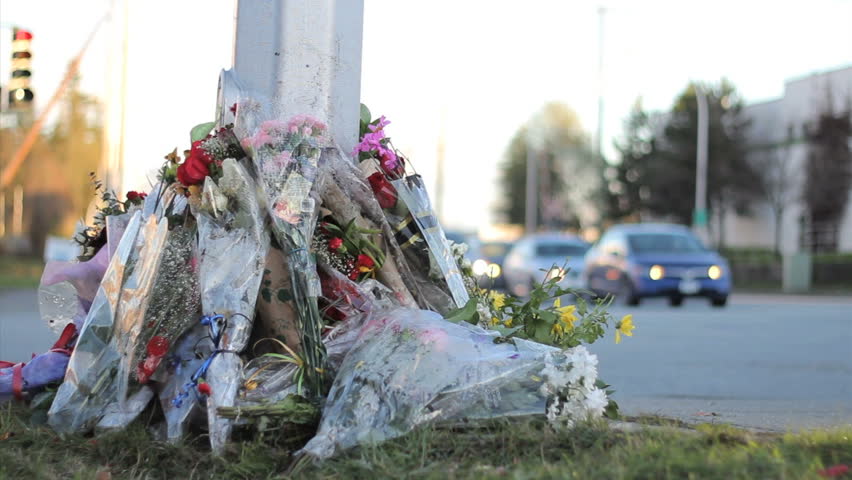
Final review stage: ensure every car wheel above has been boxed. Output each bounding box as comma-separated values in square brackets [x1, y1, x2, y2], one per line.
[618, 278, 640, 306]
[669, 296, 684, 307]
[710, 296, 728, 307]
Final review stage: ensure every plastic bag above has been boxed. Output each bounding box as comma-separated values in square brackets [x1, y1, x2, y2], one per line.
[300, 309, 559, 459]
[194, 158, 270, 454]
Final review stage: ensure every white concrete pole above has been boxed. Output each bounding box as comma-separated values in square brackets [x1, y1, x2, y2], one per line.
[222, 0, 364, 156]
[694, 85, 709, 244]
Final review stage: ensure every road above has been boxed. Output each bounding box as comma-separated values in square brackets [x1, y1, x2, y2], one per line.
[596, 294, 852, 432]
[1, 288, 850, 432]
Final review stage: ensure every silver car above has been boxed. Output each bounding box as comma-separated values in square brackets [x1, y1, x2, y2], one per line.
[502, 233, 590, 297]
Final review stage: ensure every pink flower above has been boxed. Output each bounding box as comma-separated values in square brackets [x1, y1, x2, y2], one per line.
[273, 201, 300, 224]
[329, 237, 343, 250]
[369, 116, 390, 132]
[417, 328, 449, 351]
[260, 120, 287, 134]
[302, 126, 313, 136]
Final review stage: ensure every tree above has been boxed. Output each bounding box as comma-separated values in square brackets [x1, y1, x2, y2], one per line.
[803, 99, 852, 252]
[643, 81, 760, 243]
[608, 99, 657, 222]
[497, 103, 601, 230]
[751, 127, 798, 255]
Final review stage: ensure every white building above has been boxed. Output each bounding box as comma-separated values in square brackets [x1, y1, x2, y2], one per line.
[718, 66, 852, 253]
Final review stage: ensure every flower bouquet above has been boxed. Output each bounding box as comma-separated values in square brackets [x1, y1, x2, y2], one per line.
[354, 108, 469, 315]
[48, 211, 155, 432]
[238, 111, 328, 397]
[299, 308, 608, 460]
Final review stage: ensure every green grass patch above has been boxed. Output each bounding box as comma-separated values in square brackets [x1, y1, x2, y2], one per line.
[2, 402, 850, 479]
[0, 255, 44, 290]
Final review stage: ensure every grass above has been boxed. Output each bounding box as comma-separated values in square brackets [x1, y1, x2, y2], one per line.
[1, 402, 850, 479]
[0, 255, 44, 289]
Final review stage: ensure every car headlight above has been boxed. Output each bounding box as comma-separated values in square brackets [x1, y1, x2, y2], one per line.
[546, 267, 565, 281]
[708, 265, 723, 280]
[486, 263, 501, 278]
[472, 259, 489, 276]
[649, 264, 665, 280]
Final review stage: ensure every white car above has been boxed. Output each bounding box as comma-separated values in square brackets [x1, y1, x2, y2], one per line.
[502, 233, 590, 297]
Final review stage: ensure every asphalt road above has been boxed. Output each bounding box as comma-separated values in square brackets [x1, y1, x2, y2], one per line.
[597, 294, 852, 432]
[1, 288, 850, 432]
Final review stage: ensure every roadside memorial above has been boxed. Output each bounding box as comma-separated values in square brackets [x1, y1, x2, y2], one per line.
[0, 0, 634, 462]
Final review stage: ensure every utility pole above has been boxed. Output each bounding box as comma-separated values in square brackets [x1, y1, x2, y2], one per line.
[222, 1, 364, 157]
[596, 6, 606, 161]
[694, 85, 710, 244]
[524, 141, 537, 234]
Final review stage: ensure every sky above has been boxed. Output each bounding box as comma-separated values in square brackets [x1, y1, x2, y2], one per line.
[1, 0, 851, 233]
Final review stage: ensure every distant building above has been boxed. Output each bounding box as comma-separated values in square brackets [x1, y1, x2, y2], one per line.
[718, 65, 852, 253]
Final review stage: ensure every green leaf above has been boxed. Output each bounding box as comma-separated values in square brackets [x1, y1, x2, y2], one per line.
[190, 121, 216, 142]
[492, 324, 524, 337]
[360, 103, 372, 125]
[261, 288, 272, 303]
[444, 298, 479, 324]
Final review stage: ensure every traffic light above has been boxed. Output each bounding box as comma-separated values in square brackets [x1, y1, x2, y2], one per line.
[8, 28, 34, 107]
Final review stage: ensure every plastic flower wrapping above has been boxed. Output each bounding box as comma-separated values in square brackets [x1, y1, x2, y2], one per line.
[300, 309, 603, 459]
[6, 101, 629, 460]
[192, 158, 270, 453]
[236, 108, 328, 397]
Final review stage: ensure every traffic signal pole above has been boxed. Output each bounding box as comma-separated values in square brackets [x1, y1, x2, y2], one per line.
[0, 19, 105, 190]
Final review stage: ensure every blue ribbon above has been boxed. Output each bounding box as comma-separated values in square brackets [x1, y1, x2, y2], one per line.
[172, 314, 230, 408]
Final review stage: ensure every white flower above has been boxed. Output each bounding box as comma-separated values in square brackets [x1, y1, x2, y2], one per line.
[583, 387, 609, 418]
[565, 346, 598, 386]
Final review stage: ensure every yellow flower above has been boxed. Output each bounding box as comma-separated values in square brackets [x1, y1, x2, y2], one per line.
[491, 317, 500, 326]
[553, 298, 577, 330]
[615, 314, 635, 344]
[551, 322, 564, 337]
[489, 291, 506, 309]
[503, 317, 513, 328]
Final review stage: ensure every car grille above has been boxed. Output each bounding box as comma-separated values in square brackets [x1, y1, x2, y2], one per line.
[664, 266, 710, 279]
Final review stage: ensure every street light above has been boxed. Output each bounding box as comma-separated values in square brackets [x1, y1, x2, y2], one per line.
[693, 85, 709, 244]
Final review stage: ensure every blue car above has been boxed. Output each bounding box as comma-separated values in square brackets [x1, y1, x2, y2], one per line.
[583, 223, 731, 307]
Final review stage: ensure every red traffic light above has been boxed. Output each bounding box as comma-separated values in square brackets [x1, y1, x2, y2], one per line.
[14, 29, 33, 41]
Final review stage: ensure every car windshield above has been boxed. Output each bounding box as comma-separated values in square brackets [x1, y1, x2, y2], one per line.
[627, 233, 706, 253]
[481, 242, 511, 258]
[535, 243, 587, 257]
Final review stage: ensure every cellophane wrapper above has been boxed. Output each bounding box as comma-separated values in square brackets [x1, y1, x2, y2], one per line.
[196, 158, 270, 454]
[48, 211, 165, 433]
[299, 309, 559, 460]
[389, 175, 469, 314]
[239, 265, 398, 405]
[236, 105, 328, 395]
[157, 323, 211, 442]
[117, 222, 200, 404]
[3, 214, 130, 398]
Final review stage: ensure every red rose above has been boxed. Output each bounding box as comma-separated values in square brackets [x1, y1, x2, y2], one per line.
[176, 140, 214, 186]
[329, 237, 343, 251]
[356, 254, 375, 270]
[367, 172, 398, 209]
[146, 336, 169, 357]
[197, 382, 212, 396]
[126, 191, 142, 201]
